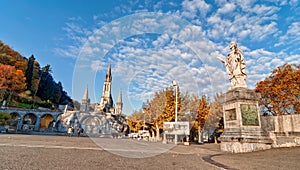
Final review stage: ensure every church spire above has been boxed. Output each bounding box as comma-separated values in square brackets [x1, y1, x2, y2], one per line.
[80, 84, 90, 112]
[83, 84, 89, 100]
[115, 88, 123, 115]
[117, 88, 122, 104]
[96, 64, 114, 112]
[105, 63, 112, 82]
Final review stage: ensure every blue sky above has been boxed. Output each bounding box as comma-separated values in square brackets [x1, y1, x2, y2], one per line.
[0, 0, 299, 115]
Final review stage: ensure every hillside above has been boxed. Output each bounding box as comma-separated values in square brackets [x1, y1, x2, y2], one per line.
[0, 40, 73, 109]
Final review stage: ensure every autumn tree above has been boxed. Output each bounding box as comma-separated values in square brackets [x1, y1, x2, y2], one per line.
[127, 110, 144, 133]
[178, 91, 190, 121]
[152, 86, 182, 138]
[147, 91, 166, 123]
[0, 41, 27, 72]
[189, 94, 210, 143]
[255, 64, 300, 115]
[143, 89, 167, 139]
[0, 64, 26, 103]
[162, 86, 176, 122]
[205, 93, 223, 131]
[0, 41, 73, 108]
[127, 85, 183, 140]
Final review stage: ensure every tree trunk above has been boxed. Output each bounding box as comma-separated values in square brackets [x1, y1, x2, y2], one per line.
[156, 123, 160, 141]
[151, 130, 155, 142]
[198, 124, 202, 143]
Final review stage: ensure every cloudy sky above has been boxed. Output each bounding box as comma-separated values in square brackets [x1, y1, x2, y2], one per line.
[0, 0, 299, 114]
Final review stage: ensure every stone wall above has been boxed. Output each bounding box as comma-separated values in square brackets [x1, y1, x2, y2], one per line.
[261, 114, 300, 133]
[260, 116, 276, 132]
[261, 114, 300, 147]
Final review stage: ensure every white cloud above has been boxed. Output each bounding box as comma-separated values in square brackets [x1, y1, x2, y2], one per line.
[252, 4, 280, 15]
[217, 3, 236, 14]
[181, 0, 211, 19]
[81, 45, 100, 56]
[289, 0, 299, 6]
[276, 22, 300, 48]
[90, 60, 106, 71]
[53, 45, 81, 59]
[206, 2, 280, 42]
[284, 54, 300, 64]
[152, 34, 170, 47]
[247, 48, 274, 59]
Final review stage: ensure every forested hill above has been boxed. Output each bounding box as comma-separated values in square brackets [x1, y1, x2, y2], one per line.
[0, 40, 73, 109]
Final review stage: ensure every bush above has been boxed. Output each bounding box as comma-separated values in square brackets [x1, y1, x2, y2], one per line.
[0, 112, 11, 126]
[38, 100, 52, 108]
[0, 112, 11, 120]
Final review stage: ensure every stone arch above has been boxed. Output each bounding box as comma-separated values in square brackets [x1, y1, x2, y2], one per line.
[40, 114, 54, 130]
[80, 115, 103, 136]
[22, 113, 37, 131]
[9, 112, 21, 130]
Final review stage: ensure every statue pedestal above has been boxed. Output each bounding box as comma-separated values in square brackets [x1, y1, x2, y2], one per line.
[219, 87, 273, 153]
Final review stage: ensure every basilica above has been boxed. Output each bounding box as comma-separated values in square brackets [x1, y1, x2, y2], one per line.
[59, 64, 128, 137]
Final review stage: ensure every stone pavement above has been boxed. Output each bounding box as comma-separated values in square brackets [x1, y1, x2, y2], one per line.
[0, 134, 299, 170]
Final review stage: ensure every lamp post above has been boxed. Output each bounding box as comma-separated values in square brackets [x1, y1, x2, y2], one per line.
[172, 80, 178, 144]
[142, 103, 146, 131]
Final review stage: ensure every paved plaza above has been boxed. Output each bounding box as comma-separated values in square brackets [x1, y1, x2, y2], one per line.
[0, 134, 299, 170]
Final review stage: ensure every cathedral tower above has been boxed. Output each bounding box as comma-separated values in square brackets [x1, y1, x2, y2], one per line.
[95, 64, 114, 112]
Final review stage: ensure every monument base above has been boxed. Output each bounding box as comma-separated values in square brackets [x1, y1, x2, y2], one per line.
[219, 87, 273, 153]
[220, 142, 271, 153]
[219, 127, 273, 153]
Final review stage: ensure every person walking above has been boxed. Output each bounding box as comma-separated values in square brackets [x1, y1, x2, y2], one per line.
[81, 128, 84, 137]
[77, 127, 81, 137]
[67, 127, 72, 137]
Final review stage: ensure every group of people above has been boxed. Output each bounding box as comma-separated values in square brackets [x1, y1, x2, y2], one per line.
[67, 126, 84, 137]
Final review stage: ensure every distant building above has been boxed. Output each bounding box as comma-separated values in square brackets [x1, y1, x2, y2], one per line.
[59, 64, 128, 137]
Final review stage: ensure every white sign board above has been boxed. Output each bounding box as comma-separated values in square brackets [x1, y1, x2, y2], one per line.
[163, 121, 190, 135]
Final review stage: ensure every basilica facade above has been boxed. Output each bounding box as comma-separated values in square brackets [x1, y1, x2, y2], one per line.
[60, 64, 128, 137]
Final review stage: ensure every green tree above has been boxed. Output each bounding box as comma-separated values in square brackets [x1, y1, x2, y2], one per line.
[35, 64, 73, 107]
[25, 55, 35, 94]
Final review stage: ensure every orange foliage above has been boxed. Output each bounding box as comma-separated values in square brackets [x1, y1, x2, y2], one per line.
[0, 64, 26, 92]
[255, 64, 300, 115]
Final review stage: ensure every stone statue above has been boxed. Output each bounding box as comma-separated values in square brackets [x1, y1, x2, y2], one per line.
[218, 42, 247, 90]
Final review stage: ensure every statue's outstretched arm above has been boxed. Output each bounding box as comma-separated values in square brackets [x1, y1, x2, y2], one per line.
[217, 56, 226, 63]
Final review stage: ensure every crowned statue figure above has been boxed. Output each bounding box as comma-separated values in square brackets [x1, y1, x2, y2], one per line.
[218, 42, 247, 90]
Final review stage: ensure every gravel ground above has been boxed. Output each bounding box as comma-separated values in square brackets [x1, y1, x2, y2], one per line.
[0, 146, 218, 170]
[213, 147, 300, 170]
[0, 134, 299, 170]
